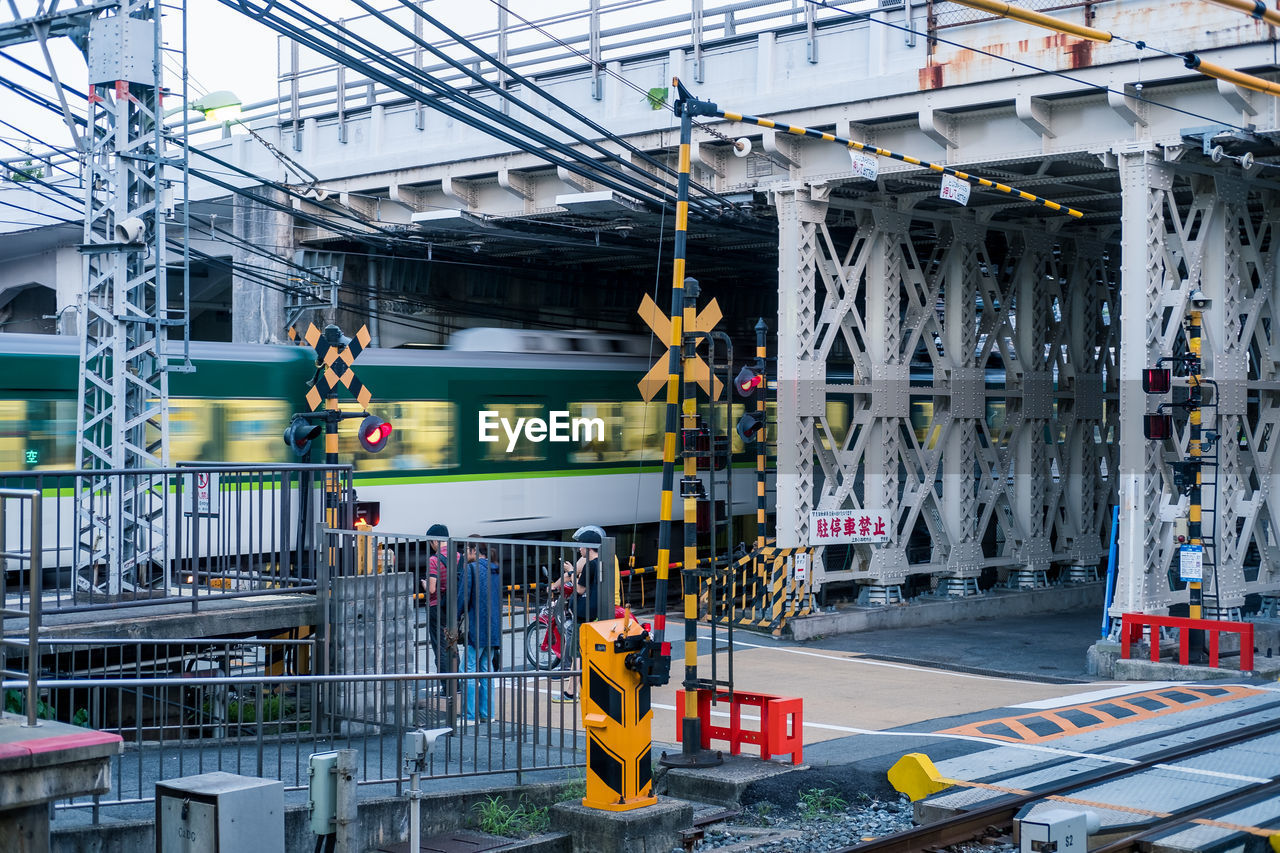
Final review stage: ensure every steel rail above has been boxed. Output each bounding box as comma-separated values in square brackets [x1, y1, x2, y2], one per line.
[1088, 777, 1280, 852]
[835, 708, 1280, 852]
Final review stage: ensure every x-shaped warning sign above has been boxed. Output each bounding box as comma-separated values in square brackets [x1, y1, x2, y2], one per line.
[637, 293, 723, 401]
[288, 322, 375, 411]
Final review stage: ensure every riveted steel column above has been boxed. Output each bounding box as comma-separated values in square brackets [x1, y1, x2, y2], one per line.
[1115, 149, 1174, 619]
[773, 183, 827, 549]
[863, 207, 909, 586]
[940, 220, 985, 582]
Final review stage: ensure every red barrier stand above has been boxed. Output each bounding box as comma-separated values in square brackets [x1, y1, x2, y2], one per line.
[675, 689, 803, 764]
[1120, 613, 1254, 671]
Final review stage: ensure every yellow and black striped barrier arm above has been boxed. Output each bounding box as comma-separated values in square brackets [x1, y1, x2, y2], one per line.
[1189, 311, 1203, 621]
[716, 109, 1083, 219]
[755, 319, 768, 552]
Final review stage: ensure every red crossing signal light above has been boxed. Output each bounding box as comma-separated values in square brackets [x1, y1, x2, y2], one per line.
[359, 415, 393, 452]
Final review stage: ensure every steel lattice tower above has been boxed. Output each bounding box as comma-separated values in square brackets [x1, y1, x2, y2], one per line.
[76, 2, 170, 595]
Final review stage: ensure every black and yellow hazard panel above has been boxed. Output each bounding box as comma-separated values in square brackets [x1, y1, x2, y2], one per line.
[940, 685, 1263, 744]
[581, 617, 657, 812]
[700, 541, 816, 636]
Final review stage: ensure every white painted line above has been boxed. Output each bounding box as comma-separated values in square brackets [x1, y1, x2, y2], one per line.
[514, 683, 1269, 785]
[1008, 682, 1190, 709]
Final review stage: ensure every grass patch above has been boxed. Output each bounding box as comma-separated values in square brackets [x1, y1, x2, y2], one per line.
[798, 787, 847, 820]
[472, 795, 550, 838]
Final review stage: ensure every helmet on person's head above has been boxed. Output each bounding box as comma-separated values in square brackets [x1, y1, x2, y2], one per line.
[426, 523, 449, 539]
[572, 526, 604, 546]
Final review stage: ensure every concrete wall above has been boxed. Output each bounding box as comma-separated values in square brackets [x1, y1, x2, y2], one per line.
[52, 781, 571, 853]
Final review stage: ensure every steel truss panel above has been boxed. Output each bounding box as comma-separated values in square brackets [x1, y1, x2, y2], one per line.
[774, 188, 1116, 591]
[76, 2, 170, 595]
[1116, 154, 1280, 615]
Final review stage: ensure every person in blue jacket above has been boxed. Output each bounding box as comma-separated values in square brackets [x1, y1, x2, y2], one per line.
[457, 536, 502, 724]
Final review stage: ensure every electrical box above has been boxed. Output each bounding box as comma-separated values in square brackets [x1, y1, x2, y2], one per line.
[308, 752, 338, 836]
[155, 771, 284, 853]
[1018, 808, 1098, 853]
[87, 14, 157, 87]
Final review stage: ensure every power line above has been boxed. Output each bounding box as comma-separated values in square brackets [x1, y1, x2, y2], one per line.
[222, 0, 692, 216]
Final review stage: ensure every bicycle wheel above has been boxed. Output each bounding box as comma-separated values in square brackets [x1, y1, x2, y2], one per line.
[524, 619, 560, 671]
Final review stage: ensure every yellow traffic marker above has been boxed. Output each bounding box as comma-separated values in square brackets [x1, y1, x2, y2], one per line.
[888, 753, 955, 802]
[637, 293, 724, 401]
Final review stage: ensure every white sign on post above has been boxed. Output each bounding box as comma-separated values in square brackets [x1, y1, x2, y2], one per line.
[183, 472, 218, 516]
[792, 552, 810, 582]
[809, 509, 890, 545]
[1179, 544, 1204, 582]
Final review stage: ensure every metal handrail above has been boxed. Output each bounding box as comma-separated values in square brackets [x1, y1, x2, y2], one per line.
[0, 488, 41, 726]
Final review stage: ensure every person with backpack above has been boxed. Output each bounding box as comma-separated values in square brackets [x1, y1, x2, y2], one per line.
[425, 524, 456, 693]
[457, 536, 502, 724]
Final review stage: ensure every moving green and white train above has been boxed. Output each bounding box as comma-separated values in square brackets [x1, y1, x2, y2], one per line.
[0, 330, 765, 540]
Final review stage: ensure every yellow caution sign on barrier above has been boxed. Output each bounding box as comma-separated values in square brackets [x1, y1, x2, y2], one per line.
[581, 616, 658, 812]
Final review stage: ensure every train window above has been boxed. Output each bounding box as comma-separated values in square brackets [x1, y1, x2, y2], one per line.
[568, 401, 664, 463]
[0, 399, 76, 470]
[480, 402, 546, 462]
[335, 400, 457, 470]
[163, 399, 293, 464]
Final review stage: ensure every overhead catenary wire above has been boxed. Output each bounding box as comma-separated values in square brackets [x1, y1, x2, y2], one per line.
[388, 0, 737, 213]
[222, 0, 692, 217]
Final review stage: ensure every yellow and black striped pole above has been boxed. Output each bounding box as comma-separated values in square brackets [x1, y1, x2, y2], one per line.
[654, 79, 721, 768]
[754, 319, 768, 552]
[1188, 311, 1205, 658]
[714, 110, 1083, 219]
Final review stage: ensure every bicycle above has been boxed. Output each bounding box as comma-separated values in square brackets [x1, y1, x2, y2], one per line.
[524, 567, 576, 670]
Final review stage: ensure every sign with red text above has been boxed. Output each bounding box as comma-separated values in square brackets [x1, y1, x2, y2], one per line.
[809, 509, 889, 545]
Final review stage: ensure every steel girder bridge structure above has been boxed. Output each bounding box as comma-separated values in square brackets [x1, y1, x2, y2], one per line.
[4, 0, 1280, 621]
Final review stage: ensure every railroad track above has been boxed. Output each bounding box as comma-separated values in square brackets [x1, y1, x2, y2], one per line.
[834, 706, 1280, 853]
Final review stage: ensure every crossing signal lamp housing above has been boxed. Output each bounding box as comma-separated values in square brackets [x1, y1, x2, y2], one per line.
[358, 415, 393, 452]
[1144, 413, 1173, 441]
[735, 365, 765, 397]
[736, 410, 766, 443]
[354, 500, 381, 527]
[283, 416, 322, 458]
[1142, 368, 1171, 395]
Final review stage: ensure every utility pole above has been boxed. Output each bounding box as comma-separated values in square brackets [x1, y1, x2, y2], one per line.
[76, 1, 173, 595]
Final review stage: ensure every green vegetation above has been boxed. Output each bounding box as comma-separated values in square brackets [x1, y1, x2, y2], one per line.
[201, 692, 295, 724]
[4, 688, 55, 720]
[645, 87, 668, 110]
[558, 770, 587, 802]
[472, 795, 550, 838]
[798, 787, 847, 820]
[8, 160, 44, 183]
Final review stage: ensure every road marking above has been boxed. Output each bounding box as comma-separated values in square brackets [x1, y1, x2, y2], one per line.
[1009, 682, 1189, 709]
[941, 685, 1264, 744]
[517, 684, 1270, 784]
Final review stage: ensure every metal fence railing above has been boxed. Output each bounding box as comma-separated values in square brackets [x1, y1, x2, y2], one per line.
[2, 637, 584, 822]
[0, 488, 40, 726]
[275, 0, 874, 138]
[0, 464, 348, 616]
